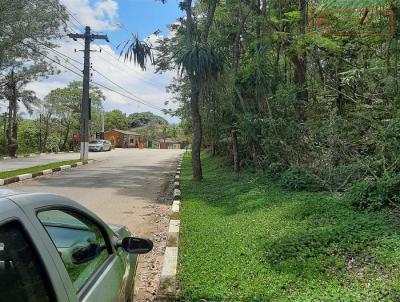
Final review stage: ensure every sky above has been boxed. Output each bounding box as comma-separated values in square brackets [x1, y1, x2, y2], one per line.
[26, 0, 184, 124]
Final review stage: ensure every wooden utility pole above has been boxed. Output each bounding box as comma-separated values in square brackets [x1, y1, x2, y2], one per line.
[68, 26, 109, 161]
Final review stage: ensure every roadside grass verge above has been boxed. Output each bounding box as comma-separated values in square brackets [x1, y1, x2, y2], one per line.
[179, 153, 400, 301]
[0, 160, 82, 179]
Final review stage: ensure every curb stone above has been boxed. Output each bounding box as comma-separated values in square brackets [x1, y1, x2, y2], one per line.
[158, 154, 184, 300]
[173, 189, 181, 200]
[0, 160, 94, 186]
[18, 173, 32, 181]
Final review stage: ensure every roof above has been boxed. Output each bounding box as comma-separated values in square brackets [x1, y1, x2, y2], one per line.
[107, 129, 141, 136]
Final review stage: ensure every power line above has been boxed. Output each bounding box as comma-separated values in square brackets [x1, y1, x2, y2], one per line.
[35, 40, 83, 70]
[64, 6, 85, 30]
[22, 39, 164, 112]
[21, 41, 83, 78]
[92, 67, 162, 110]
[49, 1, 167, 90]
[6, 2, 169, 112]
[92, 80, 164, 112]
[93, 44, 169, 89]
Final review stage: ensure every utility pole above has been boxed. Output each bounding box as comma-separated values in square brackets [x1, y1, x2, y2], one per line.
[101, 110, 105, 133]
[68, 26, 109, 161]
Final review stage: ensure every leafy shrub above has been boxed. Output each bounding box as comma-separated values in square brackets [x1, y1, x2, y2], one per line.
[280, 165, 325, 191]
[266, 162, 287, 180]
[348, 175, 400, 210]
[316, 161, 372, 192]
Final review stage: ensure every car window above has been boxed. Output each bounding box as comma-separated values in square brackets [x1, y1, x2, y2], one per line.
[37, 210, 109, 292]
[0, 220, 54, 302]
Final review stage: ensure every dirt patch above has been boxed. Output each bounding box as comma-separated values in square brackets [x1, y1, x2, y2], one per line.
[134, 172, 176, 302]
[156, 172, 176, 204]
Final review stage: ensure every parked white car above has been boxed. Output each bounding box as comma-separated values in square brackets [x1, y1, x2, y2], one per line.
[88, 140, 112, 152]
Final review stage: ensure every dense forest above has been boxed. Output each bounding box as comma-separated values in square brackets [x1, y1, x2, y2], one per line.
[157, 0, 400, 209]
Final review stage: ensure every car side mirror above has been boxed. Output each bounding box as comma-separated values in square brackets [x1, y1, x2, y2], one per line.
[118, 237, 153, 254]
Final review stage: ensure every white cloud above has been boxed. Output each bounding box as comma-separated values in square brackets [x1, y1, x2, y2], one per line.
[24, 0, 179, 123]
[61, 0, 119, 31]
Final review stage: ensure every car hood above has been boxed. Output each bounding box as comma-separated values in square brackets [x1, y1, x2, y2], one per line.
[89, 143, 102, 146]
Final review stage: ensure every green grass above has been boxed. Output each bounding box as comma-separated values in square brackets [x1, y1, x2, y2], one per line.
[179, 153, 400, 301]
[0, 160, 82, 179]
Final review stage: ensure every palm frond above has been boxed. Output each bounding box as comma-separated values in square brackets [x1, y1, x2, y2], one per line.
[119, 34, 153, 71]
[177, 43, 223, 81]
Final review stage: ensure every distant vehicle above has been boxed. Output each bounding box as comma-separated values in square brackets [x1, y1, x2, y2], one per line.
[0, 189, 153, 302]
[89, 140, 112, 152]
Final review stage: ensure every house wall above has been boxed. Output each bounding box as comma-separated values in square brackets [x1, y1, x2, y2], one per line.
[104, 130, 123, 148]
[104, 131, 145, 148]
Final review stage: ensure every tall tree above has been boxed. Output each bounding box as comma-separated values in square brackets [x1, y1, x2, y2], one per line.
[0, 0, 67, 155]
[0, 62, 52, 156]
[43, 81, 104, 151]
[157, 0, 221, 180]
[104, 110, 129, 131]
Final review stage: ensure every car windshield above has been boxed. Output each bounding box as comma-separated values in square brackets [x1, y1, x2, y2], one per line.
[89, 140, 101, 144]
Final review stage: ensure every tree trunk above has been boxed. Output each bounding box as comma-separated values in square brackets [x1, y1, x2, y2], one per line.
[292, 0, 308, 121]
[190, 78, 203, 180]
[38, 114, 42, 152]
[61, 121, 71, 151]
[42, 113, 51, 152]
[336, 80, 345, 115]
[292, 54, 308, 120]
[7, 70, 18, 157]
[232, 128, 239, 172]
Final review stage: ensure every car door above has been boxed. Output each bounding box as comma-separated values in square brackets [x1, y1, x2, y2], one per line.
[0, 198, 70, 302]
[12, 194, 133, 302]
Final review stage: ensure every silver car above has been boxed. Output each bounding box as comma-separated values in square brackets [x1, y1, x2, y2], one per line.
[89, 140, 112, 152]
[0, 189, 152, 302]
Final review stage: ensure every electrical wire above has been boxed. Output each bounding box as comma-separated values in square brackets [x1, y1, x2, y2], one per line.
[7, 2, 170, 112]
[92, 81, 164, 111]
[92, 67, 162, 109]
[50, 0, 167, 89]
[21, 41, 83, 78]
[30, 38, 163, 111]
[21, 41, 164, 111]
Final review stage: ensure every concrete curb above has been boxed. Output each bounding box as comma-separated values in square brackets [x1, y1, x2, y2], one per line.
[0, 151, 78, 160]
[158, 154, 184, 300]
[0, 160, 95, 186]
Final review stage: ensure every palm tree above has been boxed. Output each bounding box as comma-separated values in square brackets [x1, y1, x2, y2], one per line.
[1, 63, 42, 156]
[123, 0, 220, 180]
[177, 0, 221, 180]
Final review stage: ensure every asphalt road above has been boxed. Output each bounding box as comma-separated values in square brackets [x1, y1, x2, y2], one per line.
[0, 150, 112, 172]
[7, 148, 184, 301]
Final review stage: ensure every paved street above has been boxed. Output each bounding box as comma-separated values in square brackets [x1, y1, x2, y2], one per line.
[7, 148, 184, 301]
[0, 150, 114, 172]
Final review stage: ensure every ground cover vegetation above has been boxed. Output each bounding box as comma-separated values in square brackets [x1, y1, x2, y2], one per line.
[179, 153, 400, 301]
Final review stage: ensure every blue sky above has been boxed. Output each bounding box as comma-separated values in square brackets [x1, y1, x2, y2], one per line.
[111, 0, 182, 42]
[24, 0, 184, 124]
